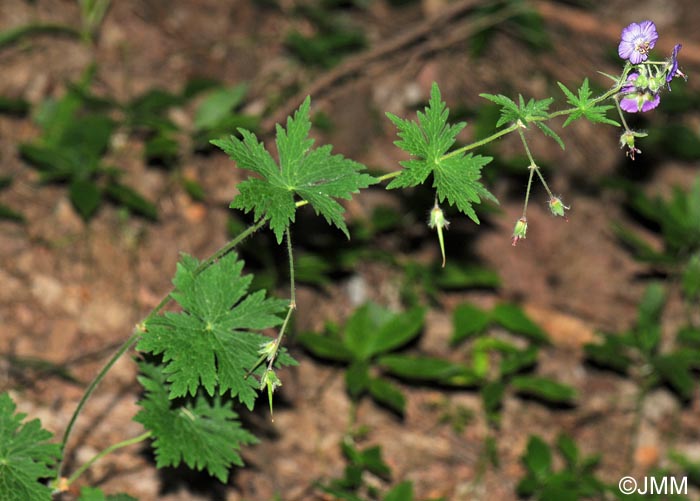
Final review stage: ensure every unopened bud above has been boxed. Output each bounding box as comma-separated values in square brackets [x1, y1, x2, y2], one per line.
[548, 195, 570, 220]
[429, 203, 450, 267]
[261, 369, 282, 421]
[258, 340, 277, 361]
[511, 217, 528, 246]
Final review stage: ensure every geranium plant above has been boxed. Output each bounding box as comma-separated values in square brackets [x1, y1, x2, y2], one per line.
[0, 18, 688, 501]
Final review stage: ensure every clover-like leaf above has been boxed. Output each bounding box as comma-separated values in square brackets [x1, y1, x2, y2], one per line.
[137, 252, 294, 409]
[387, 82, 497, 223]
[212, 97, 376, 243]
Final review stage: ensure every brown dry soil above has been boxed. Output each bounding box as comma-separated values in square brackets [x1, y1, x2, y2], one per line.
[1, 1, 700, 500]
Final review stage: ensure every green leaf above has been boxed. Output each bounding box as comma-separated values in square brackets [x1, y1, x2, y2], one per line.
[19, 143, 74, 178]
[213, 97, 376, 243]
[78, 486, 138, 501]
[342, 303, 424, 361]
[682, 253, 700, 300]
[137, 252, 291, 409]
[294, 252, 332, 286]
[144, 134, 179, 166]
[69, 178, 101, 220]
[481, 381, 505, 423]
[377, 354, 471, 383]
[135, 362, 258, 483]
[368, 377, 405, 414]
[491, 303, 548, 343]
[285, 23, 366, 69]
[0, 23, 80, 49]
[480, 93, 564, 148]
[181, 177, 205, 201]
[612, 221, 668, 263]
[57, 114, 115, 157]
[366, 306, 425, 359]
[669, 451, 700, 487]
[343, 303, 392, 360]
[104, 181, 158, 221]
[297, 332, 354, 362]
[317, 485, 364, 501]
[194, 84, 248, 131]
[510, 375, 576, 403]
[523, 435, 552, 479]
[0, 392, 61, 501]
[634, 283, 665, 355]
[451, 302, 490, 344]
[584, 333, 633, 373]
[556, 434, 579, 468]
[127, 89, 182, 125]
[0, 203, 25, 223]
[358, 445, 392, 479]
[436, 264, 501, 289]
[678, 326, 700, 349]
[499, 345, 539, 377]
[0, 95, 29, 115]
[535, 121, 564, 150]
[652, 352, 696, 400]
[384, 481, 413, 501]
[479, 93, 519, 128]
[557, 79, 619, 127]
[386, 83, 496, 223]
[345, 361, 370, 399]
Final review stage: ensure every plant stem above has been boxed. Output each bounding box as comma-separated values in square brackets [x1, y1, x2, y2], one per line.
[65, 431, 152, 488]
[196, 217, 268, 272]
[443, 123, 520, 159]
[55, 216, 268, 483]
[614, 97, 632, 132]
[376, 170, 401, 183]
[55, 331, 140, 482]
[375, 123, 521, 183]
[517, 126, 537, 217]
[286, 227, 296, 309]
[627, 376, 651, 471]
[267, 227, 297, 373]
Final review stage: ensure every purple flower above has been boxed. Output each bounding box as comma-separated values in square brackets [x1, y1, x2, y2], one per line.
[618, 20, 658, 64]
[619, 73, 661, 113]
[666, 44, 686, 89]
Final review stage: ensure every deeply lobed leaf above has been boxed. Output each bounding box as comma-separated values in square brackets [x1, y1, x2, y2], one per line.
[212, 97, 376, 243]
[387, 83, 496, 223]
[0, 393, 61, 501]
[135, 363, 259, 483]
[137, 252, 293, 409]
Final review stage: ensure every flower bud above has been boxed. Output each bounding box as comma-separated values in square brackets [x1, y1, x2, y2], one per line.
[258, 340, 277, 361]
[429, 203, 450, 267]
[261, 369, 282, 421]
[619, 130, 647, 160]
[511, 217, 528, 246]
[548, 195, 570, 220]
[429, 204, 448, 230]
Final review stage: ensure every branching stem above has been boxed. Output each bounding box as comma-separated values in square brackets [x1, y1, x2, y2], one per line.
[56, 216, 268, 483]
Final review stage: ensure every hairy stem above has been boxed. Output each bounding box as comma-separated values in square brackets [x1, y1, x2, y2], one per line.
[518, 126, 537, 217]
[266, 227, 297, 373]
[55, 331, 140, 482]
[65, 431, 152, 488]
[443, 123, 520, 159]
[56, 216, 268, 483]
